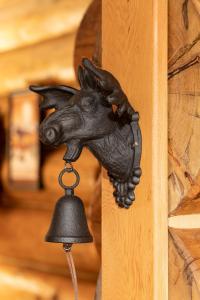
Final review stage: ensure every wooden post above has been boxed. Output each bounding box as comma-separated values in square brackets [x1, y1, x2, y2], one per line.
[102, 1, 168, 299]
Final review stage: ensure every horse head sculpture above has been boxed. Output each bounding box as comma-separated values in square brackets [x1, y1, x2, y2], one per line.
[30, 58, 142, 208]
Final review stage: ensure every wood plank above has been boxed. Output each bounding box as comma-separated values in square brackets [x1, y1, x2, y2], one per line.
[0, 0, 91, 53]
[90, 171, 101, 255]
[0, 264, 95, 300]
[102, 1, 168, 299]
[8, 90, 40, 189]
[169, 213, 200, 228]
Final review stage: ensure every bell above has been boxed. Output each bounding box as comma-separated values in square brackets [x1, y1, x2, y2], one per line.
[45, 193, 93, 244]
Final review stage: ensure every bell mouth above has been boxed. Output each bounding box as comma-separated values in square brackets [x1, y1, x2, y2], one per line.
[45, 235, 93, 243]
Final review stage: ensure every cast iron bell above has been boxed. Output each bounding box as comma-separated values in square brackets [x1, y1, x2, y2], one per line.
[45, 164, 93, 244]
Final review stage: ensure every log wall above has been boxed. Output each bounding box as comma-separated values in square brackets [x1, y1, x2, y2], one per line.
[168, 0, 200, 298]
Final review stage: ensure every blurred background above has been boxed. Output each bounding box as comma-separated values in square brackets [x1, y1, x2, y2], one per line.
[0, 0, 101, 299]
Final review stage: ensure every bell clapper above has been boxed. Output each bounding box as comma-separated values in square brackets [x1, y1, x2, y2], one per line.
[63, 243, 79, 300]
[63, 243, 73, 252]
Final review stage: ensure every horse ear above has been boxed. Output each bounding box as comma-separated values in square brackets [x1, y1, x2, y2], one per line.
[29, 85, 78, 110]
[78, 65, 97, 90]
[78, 66, 88, 89]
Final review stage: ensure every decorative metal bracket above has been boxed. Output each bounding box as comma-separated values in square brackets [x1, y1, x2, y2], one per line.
[30, 58, 142, 208]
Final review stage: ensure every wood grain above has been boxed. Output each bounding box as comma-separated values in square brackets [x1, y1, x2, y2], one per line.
[168, 1, 200, 298]
[168, 0, 200, 215]
[168, 0, 200, 69]
[171, 197, 200, 216]
[170, 228, 200, 296]
[169, 213, 200, 228]
[0, 0, 91, 53]
[169, 235, 191, 299]
[102, 1, 168, 299]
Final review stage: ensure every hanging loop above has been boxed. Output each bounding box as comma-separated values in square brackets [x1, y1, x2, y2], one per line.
[58, 164, 80, 190]
[64, 161, 74, 171]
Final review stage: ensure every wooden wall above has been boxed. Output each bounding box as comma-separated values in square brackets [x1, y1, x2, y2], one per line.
[168, 0, 200, 298]
[0, 0, 91, 95]
[0, 1, 102, 299]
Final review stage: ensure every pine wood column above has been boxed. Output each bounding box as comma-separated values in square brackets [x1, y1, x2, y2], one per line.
[102, 1, 168, 299]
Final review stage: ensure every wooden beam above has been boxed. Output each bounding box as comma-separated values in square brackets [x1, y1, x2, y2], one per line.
[168, 1, 200, 298]
[0, 34, 76, 95]
[168, 0, 200, 69]
[102, 1, 168, 299]
[74, 0, 101, 73]
[169, 214, 200, 228]
[0, 0, 91, 53]
[0, 207, 100, 280]
[168, 0, 200, 215]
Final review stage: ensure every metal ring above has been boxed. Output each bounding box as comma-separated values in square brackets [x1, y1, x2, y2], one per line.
[58, 167, 80, 190]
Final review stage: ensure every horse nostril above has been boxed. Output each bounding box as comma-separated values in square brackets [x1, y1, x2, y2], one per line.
[46, 127, 57, 142]
[44, 127, 58, 144]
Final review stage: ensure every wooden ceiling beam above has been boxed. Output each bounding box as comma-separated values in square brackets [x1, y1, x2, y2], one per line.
[0, 33, 76, 94]
[0, 0, 91, 53]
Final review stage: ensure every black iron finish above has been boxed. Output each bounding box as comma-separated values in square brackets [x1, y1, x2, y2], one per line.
[30, 58, 142, 208]
[45, 164, 93, 244]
